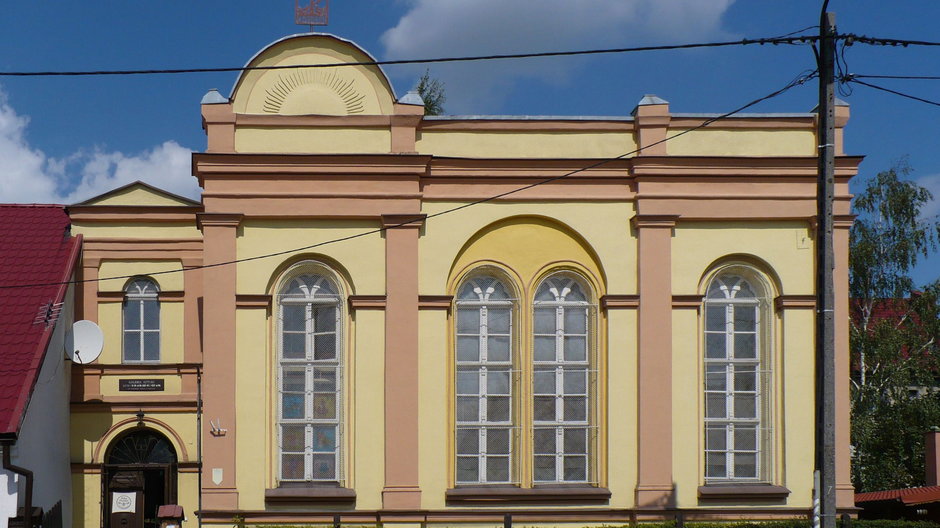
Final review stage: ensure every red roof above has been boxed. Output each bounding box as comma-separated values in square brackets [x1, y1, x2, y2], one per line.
[856, 486, 940, 506]
[0, 205, 81, 438]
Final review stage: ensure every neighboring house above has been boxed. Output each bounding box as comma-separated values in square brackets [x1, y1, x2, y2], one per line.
[0, 205, 81, 528]
[855, 431, 940, 522]
[66, 33, 861, 527]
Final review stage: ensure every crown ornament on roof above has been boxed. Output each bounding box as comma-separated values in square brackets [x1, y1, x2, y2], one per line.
[295, 0, 329, 30]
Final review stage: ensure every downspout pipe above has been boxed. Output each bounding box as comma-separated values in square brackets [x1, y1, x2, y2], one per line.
[2, 440, 34, 528]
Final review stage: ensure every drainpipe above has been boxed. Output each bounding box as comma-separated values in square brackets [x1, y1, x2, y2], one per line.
[2, 440, 34, 528]
[196, 366, 203, 528]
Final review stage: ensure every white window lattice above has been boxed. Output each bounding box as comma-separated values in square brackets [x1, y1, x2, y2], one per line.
[277, 271, 344, 484]
[703, 272, 772, 482]
[123, 278, 160, 363]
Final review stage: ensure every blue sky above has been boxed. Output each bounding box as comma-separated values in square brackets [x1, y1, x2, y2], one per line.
[0, 1, 937, 285]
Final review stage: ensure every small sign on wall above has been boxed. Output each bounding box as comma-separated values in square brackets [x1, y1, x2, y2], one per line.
[112, 491, 136, 513]
[119, 379, 165, 392]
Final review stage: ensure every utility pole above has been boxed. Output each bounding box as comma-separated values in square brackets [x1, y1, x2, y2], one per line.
[815, 8, 837, 528]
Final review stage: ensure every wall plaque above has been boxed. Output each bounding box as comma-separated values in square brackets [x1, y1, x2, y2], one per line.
[118, 379, 165, 392]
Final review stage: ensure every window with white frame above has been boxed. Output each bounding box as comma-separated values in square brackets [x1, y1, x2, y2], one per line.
[277, 269, 344, 484]
[455, 275, 517, 484]
[123, 278, 160, 363]
[532, 274, 595, 483]
[703, 270, 772, 482]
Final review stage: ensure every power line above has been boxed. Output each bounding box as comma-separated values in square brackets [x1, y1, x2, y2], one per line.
[851, 74, 940, 80]
[846, 77, 940, 107]
[0, 36, 818, 77]
[0, 71, 816, 291]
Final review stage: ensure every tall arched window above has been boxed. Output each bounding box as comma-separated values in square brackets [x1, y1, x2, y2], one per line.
[123, 278, 160, 363]
[455, 275, 516, 484]
[532, 273, 595, 483]
[277, 267, 344, 484]
[703, 269, 771, 482]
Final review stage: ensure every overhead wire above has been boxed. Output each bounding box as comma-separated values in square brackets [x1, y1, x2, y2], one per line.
[0, 70, 817, 291]
[844, 77, 940, 107]
[0, 35, 819, 77]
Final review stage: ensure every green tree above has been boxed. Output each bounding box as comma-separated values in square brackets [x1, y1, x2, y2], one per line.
[850, 160, 940, 492]
[415, 69, 446, 116]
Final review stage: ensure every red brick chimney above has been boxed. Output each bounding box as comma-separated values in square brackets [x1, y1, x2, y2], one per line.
[926, 428, 940, 486]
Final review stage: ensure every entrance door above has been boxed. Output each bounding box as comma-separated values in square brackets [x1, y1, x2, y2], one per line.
[104, 430, 178, 528]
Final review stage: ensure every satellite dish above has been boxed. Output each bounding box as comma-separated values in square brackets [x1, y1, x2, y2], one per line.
[68, 320, 103, 364]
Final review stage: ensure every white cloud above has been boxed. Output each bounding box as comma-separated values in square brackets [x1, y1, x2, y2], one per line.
[0, 87, 197, 205]
[381, 0, 736, 112]
[918, 173, 940, 220]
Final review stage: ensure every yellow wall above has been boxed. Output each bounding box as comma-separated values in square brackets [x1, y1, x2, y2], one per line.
[95, 297, 184, 365]
[84, 186, 194, 207]
[416, 130, 638, 159]
[235, 307, 269, 509]
[98, 260, 185, 292]
[666, 128, 816, 157]
[234, 127, 391, 154]
[72, 222, 200, 240]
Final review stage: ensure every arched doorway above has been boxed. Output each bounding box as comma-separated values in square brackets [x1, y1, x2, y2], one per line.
[103, 429, 178, 528]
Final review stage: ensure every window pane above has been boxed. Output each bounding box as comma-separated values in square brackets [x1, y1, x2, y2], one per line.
[123, 332, 140, 361]
[706, 427, 727, 450]
[734, 366, 757, 392]
[457, 336, 479, 362]
[314, 334, 336, 360]
[733, 395, 756, 419]
[282, 333, 305, 359]
[281, 424, 305, 452]
[282, 394, 305, 419]
[124, 301, 140, 330]
[487, 370, 510, 395]
[563, 428, 587, 454]
[456, 457, 479, 483]
[534, 336, 555, 361]
[534, 396, 556, 422]
[534, 456, 556, 481]
[563, 397, 587, 422]
[706, 452, 727, 478]
[488, 308, 511, 334]
[313, 393, 337, 419]
[564, 336, 586, 362]
[457, 370, 479, 395]
[563, 455, 587, 481]
[534, 369, 555, 394]
[705, 365, 727, 391]
[487, 457, 510, 482]
[311, 454, 336, 480]
[564, 308, 587, 334]
[487, 428, 510, 454]
[456, 397, 479, 422]
[705, 393, 726, 418]
[312, 426, 336, 452]
[705, 305, 725, 331]
[564, 369, 587, 395]
[313, 306, 336, 333]
[456, 429, 479, 455]
[313, 368, 336, 392]
[734, 333, 756, 359]
[705, 333, 726, 358]
[457, 308, 480, 333]
[734, 305, 756, 331]
[487, 336, 510, 362]
[143, 332, 159, 361]
[734, 453, 757, 478]
[734, 427, 757, 450]
[533, 428, 555, 454]
[283, 305, 305, 331]
[142, 301, 160, 330]
[486, 396, 511, 422]
[534, 308, 555, 334]
[281, 454, 305, 480]
[282, 370, 306, 392]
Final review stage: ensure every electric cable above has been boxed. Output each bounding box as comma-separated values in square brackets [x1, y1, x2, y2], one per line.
[0, 70, 817, 291]
[845, 77, 940, 107]
[0, 36, 818, 77]
[851, 74, 940, 81]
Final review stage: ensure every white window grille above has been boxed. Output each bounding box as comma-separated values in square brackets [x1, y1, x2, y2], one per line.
[532, 274, 596, 483]
[277, 270, 344, 484]
[703, 271, 772, 482]
[455, 276, 518, 484]
[123, 278, 160, 363]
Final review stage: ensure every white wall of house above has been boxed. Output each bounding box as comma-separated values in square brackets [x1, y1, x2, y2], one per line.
[1, 286, 74, 528]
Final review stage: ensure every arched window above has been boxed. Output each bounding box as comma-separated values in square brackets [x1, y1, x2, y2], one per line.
[277, 267, 344, 483]
[123, 278, 160, 363]
[454, 275, 516, 484]
[532, 273, 595, 483]
[703, 270, 771, 482]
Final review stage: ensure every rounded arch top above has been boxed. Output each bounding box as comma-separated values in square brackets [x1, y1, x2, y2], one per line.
[266, 255, 355, 298]
[231, 33, 397, 116]
[698, 254, 782, 299]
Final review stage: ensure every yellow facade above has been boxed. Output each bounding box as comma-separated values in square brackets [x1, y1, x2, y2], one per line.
[67, 33, 860, 528]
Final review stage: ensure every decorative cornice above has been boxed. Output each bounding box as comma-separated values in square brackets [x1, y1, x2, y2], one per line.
[381, 214, 426, 229]
[631, 215, 679, 229]
[236, 294, 272, 308]
[672, 294, 704, 308]
[775, 295, 816, 310]
[418, 295, 453, 310]
[348, 295, 387, 310]
[196, 212, 244, 229]
[600, 295, 639, 309]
